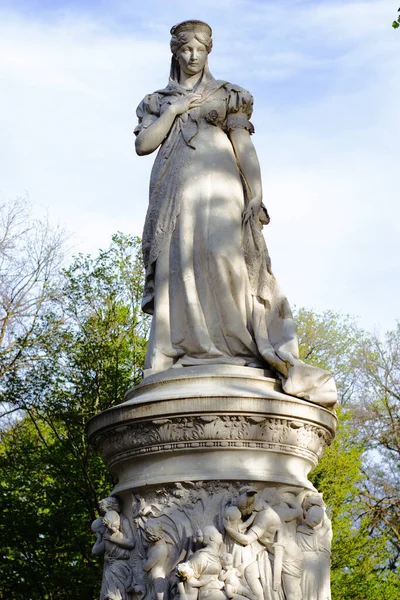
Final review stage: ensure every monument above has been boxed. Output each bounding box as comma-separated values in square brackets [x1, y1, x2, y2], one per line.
[87, 20, 337, 600]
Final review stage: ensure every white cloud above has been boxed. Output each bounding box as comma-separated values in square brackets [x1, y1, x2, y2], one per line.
[0, 9, 166, 253]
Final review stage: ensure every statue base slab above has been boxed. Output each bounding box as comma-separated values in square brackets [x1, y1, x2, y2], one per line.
[88, 365, 336, 494]
[88, 366, 336, 600]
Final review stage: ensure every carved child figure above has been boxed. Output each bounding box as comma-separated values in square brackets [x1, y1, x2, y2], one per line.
[224, 507, 249, 534]
[219, 553, 256, 600]
[143, 520, 169, 600]
[176, 562, 213, 600]
[102, 510, 135, 600]
[223, 505, 255, 568]
[91, 496, 136, 600]
[91, 496, 135, 558]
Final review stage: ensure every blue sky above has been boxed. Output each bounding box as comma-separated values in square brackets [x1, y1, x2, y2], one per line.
[0, 0, 399, 333]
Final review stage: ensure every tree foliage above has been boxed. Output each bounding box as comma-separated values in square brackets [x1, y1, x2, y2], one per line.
[295, 309, 400, 598]
[392, 7, 400, 29]
[0, 197, 67, 420]
[355, 326, 400, 573]
[0, 231, 149, 599]
[295, 307, 367, 405]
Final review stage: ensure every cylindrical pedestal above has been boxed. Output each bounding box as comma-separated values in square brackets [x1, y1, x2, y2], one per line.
[88, 366, 336, 600]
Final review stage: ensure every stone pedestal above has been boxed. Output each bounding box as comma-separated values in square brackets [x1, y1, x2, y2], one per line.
[88, 366, 336, 600]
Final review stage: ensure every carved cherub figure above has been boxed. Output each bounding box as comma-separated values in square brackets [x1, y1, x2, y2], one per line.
[176, 562, 211, 600]
[143, 520, 169, 600]
[91, 496, 135, 557]
[91, 496, 136, 600]
[219, 553, 256, 600]
[101, 510, 135, 600]
[223, 501, 256, 568]
[223, 507, 248, 534]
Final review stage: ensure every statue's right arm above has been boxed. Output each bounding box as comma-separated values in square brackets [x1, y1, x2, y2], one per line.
[190, 575, 213, 588]
[135, 106, 178, 156]
[135, 94, 202, 156]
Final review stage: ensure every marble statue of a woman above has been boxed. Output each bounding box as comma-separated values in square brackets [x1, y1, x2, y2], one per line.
[134, 20, 337, 407]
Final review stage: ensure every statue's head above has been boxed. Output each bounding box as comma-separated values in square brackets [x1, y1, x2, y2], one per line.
[145, 519, 165, 542]
[302, 492, 325, 514]
[103, 510, 120, 533]
[236, 485, 257, 516]
[304, 505, 324, 528]
[202, 525, 223, 547]
[221, 553, 234, 568]
[99, 496, 121, 515]
[176, 562, 195, 580]
[224, 505, 242, 524]
[169, 20, 213, 82]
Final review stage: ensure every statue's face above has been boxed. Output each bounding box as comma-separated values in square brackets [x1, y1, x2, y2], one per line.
[203, 526, 222, 546]
[305, 506, 324, 528]
[177, 36, 208, 76]
[237, 493, 255, 516]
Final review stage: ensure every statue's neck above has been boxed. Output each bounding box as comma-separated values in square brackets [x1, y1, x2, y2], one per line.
[179, 70, 203, 91]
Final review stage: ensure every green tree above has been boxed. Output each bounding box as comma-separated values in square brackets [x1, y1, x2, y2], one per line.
[392, 7, 400, 29]
[295, 308, 400, 598]
[295, 307, 367, 405]
[355, 326, 400, 576]
[0, 417, 105, 598]
[0, 197, 66, 421]
[0, 233, 149, 599]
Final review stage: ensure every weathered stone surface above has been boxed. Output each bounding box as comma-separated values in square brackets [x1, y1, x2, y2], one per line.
[88, 366, 335, 493]
[133, 18, 337, 408]
[88, 365, 335, 599]
[88, 18, 337, 600]
[90, 480, 333, 600]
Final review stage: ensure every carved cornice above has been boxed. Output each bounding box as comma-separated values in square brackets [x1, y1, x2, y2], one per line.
[92, 414, 332, 470]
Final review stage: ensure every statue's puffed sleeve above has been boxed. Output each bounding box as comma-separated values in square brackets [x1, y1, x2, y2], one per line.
[225, 85, 255, 134]
[134, 93, 160, 136]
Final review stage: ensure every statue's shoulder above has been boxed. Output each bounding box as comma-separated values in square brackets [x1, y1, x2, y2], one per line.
[223, 83, 254, 111]
[223, 82, 253, 97]
[136, 92, 162, 118]
[224, 82, 249, 91]
[220, 83, 254, 120]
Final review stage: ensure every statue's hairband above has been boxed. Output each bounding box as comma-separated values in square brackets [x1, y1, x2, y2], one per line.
[170, 19, 212, 38]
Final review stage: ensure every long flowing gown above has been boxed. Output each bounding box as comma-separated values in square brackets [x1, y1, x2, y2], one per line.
[101, 538, 132, 600]
[135, 72, 337, 407]
[297, 521, 332, 600]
